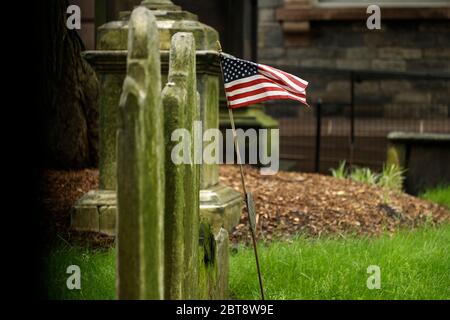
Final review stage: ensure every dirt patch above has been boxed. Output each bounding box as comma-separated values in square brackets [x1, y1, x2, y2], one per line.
[38, 166, 450, 247]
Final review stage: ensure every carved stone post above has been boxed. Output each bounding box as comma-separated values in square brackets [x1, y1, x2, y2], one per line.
[162, 32, 200, 299]
[116, 6, 164, 299]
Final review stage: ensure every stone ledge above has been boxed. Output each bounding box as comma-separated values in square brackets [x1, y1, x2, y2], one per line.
[386, 131, 450, 195]
[74, 189, 116, 206]
[71, 190, 117, 236]
[200, 184, 242, 235]
[71, 185, 242, 237]
[82, 50, 221, 75]
[388, 132, 450, 145]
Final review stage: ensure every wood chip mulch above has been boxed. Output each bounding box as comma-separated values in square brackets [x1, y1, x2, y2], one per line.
[38, 166, 450, 247]
[220, 165, 450, 244]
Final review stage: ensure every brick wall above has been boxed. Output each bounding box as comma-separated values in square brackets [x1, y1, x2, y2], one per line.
[257, 0, 450, 119]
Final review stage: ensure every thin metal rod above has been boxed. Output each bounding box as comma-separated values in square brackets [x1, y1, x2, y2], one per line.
[216, 41, 265, 300]
[228, 108, 265, 301]
[228, 108, 247, 195]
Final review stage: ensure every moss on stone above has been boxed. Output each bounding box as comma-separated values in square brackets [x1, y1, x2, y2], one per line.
[116, 7, 165, 300]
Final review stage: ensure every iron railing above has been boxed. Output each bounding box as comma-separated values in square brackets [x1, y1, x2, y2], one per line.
[264, 66, 450, 173]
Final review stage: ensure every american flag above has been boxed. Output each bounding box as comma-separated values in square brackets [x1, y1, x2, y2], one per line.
[219, 53, 308, 109]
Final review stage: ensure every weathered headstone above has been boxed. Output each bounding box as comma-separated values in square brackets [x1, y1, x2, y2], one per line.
[162, 32, 200, 299]
[116, 6, 164, 300]
[74, 0, 241, 235]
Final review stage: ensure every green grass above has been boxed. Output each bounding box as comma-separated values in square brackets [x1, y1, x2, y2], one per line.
[330, 160, 347, 179]
[330, 161, 405, 191]
[43, 224, 450, 300]
[419, 185, 450, 209]
[43, 244, 115, 300]
[377, 164, 405, 191]
[230, 224, 450, 299]
[349, 167, 378, 185]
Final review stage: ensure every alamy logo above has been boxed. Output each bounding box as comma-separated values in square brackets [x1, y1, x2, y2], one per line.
[170, 121, 279, 175]
[66, 5, 81, 30]
[366, 5, 381, 30]
[66, 265, 81, 290]
[366, 265, 381, 289]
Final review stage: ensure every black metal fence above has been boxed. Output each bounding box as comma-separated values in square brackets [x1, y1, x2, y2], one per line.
[263, 67, 450, 174]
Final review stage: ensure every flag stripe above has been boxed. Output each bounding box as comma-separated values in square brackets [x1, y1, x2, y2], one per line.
[228, 90, 306, 107]
[225, 75, 306, 100]
[281, 69, 309, 87]
[227, 85, 306, 101]
[258, 65, 307, 93]
[226, 80, 306, 99]
[259, 64, 308, 88]
[255, 71, 307, 97]
[226, 83, 284, 97]
[263, 64, 308, 87]
[225, 76, 273, 91]
[225, 76, 306, 97]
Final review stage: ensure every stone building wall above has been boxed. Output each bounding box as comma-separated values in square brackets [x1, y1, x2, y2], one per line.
[257, 0, 450, 119]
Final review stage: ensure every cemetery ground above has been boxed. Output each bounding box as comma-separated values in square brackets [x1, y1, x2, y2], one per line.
[39, 166, 450, 300]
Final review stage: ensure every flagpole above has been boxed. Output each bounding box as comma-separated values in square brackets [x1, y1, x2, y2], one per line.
[216, 41, 265, 301]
